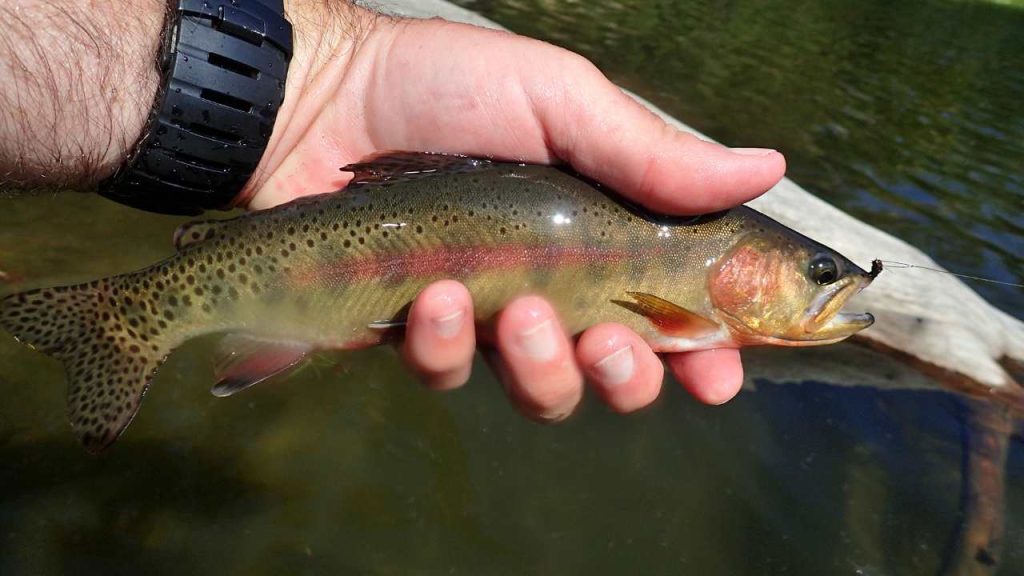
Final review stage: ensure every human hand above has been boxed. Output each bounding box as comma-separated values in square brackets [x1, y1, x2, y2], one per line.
[240, 3, 787, 417]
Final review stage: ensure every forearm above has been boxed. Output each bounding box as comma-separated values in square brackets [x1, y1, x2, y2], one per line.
[0, 0, 165, 191]
[0, 0, 373, 200]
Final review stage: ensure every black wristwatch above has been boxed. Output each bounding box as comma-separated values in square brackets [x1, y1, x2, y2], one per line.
[100, 0, 293, 215]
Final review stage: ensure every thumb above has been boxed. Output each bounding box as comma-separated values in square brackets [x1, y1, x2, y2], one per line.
[526, 56, 786, 214]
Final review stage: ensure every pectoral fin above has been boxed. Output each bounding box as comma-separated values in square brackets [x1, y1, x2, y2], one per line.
[613, 292, 719, 338]
[211, 335, 312, 397]
[368, 319, 407, 330]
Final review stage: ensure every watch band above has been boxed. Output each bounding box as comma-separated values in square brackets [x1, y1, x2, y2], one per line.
[100, 0, 292, 215]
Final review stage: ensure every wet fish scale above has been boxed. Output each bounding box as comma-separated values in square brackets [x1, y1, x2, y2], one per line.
[0, 153, 876, 452]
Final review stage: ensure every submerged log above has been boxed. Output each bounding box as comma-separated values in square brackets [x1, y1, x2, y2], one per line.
[368, 0, 1024, 407]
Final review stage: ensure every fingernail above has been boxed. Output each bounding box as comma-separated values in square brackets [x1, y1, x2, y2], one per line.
[432, 309, 464, 339]
[516, 318, 558, 362]
[729, 147, 776, 157]
[592, 345, 634, 387]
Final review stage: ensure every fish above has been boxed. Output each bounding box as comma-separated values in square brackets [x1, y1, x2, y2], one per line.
[0, 152, 878, 453]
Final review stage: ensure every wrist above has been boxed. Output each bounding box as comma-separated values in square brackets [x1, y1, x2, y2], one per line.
[100, 0, 297, 214]
[235, 0, 383, 209]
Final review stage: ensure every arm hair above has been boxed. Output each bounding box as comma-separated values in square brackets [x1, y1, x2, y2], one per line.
[0, 0, 166, 192]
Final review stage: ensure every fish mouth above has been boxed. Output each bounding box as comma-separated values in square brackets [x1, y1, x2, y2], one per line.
[800, 273, 875, 340]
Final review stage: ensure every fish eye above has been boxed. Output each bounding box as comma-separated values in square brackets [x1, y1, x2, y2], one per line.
[808, 254, 840, 285]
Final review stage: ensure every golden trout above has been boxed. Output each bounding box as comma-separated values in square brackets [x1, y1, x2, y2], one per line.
[0, 153, 879, 452]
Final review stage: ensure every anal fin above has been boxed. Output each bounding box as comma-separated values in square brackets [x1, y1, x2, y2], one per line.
[212, 335, 312, 398]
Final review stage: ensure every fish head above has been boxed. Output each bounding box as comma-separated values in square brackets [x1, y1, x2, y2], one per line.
[708, 234, 876, 346]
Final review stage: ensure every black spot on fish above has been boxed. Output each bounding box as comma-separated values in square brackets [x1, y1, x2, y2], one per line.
[975, 548, 997, 566]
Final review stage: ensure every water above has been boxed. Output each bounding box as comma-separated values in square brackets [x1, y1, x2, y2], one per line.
[2, 0, 1024, 574]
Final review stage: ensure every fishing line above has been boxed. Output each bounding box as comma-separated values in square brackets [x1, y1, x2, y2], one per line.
[877, 260, 1024, 288]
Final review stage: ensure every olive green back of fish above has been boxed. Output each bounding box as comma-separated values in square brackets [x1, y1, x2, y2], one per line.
[200, 157, 750, 341]
[0, 153, 788, 452]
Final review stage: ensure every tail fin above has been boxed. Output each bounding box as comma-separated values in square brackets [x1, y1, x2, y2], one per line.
[0, 280, 170, 453]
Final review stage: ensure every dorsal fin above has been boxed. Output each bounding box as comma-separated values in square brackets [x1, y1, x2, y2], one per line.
[173, 219, 227, 250]
[340, 152, 497, 184]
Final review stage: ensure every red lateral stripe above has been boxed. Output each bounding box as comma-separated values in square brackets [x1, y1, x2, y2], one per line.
[292, 244, 641, 286]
